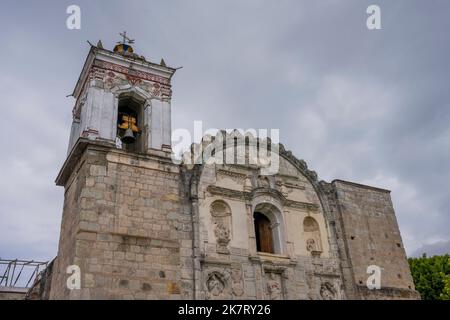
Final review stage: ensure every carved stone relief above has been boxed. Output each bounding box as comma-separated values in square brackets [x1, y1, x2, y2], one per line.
[306, 238, 317, 252]
[205, 271, 229, 300]
[231, 267, 244, 297]
[265, 272, 283, 300]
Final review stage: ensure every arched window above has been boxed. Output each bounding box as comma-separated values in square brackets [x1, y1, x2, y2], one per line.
[254, 212, 274, 253]
[253, 203, 285, 255]
[117, 95, 145, 153]
[303, 216, 322, 255]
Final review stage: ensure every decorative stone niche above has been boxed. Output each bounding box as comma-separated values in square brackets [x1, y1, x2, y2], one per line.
[304, 216, 322, 257]
[210, 200, 232, 254]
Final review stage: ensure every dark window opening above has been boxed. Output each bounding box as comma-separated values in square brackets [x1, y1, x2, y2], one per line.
[254, 212, 274, 254]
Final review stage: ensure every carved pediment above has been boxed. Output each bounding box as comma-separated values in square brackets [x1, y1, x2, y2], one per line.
[206, 185, 319, 212]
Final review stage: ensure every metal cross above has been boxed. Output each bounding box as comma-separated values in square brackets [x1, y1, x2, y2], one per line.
[118, 31, 135, 44]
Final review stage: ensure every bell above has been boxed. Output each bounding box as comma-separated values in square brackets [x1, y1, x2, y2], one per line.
[121, 128, 136, 144]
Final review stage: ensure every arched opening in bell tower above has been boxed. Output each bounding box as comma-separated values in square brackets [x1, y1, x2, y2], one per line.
[117, 94, 145, 153]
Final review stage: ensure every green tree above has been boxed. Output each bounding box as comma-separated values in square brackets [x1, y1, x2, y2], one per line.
[440, 259, 450, 300]
[408, 254, 450, 300]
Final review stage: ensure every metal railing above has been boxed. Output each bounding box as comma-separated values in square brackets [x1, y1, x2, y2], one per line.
[0, 259, 48, 289]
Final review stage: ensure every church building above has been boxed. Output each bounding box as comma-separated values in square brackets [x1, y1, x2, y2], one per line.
[47, 37, 419, 300]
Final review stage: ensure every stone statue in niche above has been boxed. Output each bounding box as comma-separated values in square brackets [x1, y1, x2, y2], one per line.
[214, 222, 231, 246]
[210, 200, 232, 254]
[320, 282, 337, 300]
[304, 217, 322, 257]
[266, 273, 282, 300]
[206, 272, 226, 297]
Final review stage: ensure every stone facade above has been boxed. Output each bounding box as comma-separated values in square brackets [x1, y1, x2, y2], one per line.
[48, 41, 419, 300]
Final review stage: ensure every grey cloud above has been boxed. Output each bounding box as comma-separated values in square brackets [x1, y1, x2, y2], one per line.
[411, 241, 450, 258]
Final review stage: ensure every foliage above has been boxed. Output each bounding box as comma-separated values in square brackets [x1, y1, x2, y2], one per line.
[440, 259, 450, 300]
[408, 254, 450, 300]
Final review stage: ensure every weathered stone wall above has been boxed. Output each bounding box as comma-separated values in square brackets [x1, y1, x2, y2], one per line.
[49, 149, 84, 299]
[50, 141, 193, 299]
[331, 180, 419, 299]
[320, 181, 359, 299]
[0, 288, 27, 300]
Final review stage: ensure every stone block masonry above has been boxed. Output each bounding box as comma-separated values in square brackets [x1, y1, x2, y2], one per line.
[47, 40, 419, 300]
[50, 139, 194, 299]
[329, 180, 420, 299]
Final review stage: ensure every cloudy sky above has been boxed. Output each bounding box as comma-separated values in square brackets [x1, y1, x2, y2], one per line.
[0, 0, 449, 262]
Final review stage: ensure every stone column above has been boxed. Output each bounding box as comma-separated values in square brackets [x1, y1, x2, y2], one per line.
[150, 98, 163, 150]
[67, 118, 80, 155]
[162, 99, 172, 151]
[79, 86, 116, 143]
[99, 91, 116, 141]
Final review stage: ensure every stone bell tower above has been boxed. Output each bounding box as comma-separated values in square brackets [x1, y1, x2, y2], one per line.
[50, 35, 194, 299]
[67, 33, 175, 155]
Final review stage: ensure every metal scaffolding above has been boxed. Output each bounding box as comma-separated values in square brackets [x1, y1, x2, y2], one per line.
[0, 259, 48, 289]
